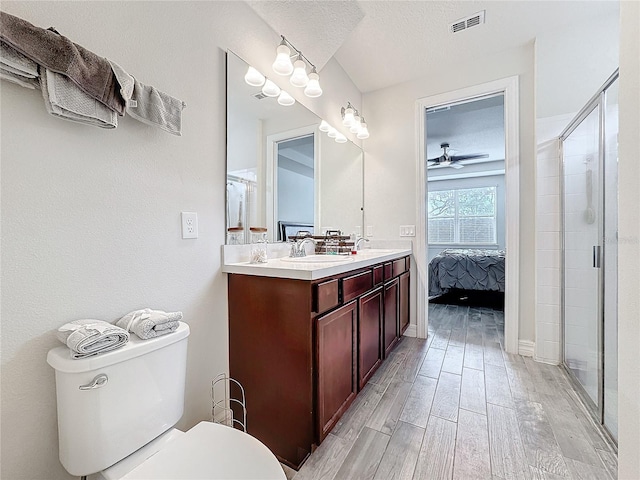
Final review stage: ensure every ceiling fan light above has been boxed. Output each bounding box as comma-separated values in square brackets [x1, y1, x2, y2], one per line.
[272, 43, 294, 76]
[290, 58, 309, 87]
[304, 70, 323, 97]
[261, 79, 280, 97]
[277, 90, 295, 106]
[335, 133, 347, 143]
[319, 120, 330, 132]
[244, 66, 265, 87]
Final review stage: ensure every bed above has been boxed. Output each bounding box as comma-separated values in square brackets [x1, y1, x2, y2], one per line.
[428, 248, 506, 297]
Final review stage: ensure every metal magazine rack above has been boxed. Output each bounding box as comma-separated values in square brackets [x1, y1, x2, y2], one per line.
[211, 373, 247, 432]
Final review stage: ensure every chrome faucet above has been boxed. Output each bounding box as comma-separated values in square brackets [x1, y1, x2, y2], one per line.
[290, 238, 316, 257]
[355, 237, 370, 250]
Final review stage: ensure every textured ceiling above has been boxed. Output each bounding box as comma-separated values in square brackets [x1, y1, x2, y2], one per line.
[246, 0, 365, 71]
[334, 0, 618, 92]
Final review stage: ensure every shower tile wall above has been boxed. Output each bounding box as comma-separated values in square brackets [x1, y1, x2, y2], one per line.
[535, 114, 575, 364]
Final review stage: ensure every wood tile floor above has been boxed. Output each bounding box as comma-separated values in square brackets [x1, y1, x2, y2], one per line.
[285, 303, 617, 480]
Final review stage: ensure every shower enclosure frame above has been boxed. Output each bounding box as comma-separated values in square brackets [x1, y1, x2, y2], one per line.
[559, 69, 618, 447]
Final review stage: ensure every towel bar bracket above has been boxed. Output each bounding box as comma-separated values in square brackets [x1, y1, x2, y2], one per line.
[79, 373, 108, 390]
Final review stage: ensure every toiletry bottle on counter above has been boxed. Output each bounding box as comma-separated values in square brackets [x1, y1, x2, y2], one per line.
[350, 233, 358, 254]
[249, 227, 268, 264]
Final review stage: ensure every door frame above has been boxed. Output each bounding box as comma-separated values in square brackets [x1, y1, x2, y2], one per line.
[415, 76, 520, 354]
[266, 125, 319, 241]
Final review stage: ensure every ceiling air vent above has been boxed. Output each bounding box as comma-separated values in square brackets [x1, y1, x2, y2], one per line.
[450, 10, 485, 33]
[252, 92, 268, 100]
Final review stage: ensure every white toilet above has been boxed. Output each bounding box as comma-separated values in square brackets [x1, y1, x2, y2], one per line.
[47, 322, 285, 479]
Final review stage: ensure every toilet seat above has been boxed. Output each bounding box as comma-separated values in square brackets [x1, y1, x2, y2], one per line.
[121, 421, 286, 480]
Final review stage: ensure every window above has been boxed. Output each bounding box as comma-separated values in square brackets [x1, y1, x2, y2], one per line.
[428, 186, 497, 244]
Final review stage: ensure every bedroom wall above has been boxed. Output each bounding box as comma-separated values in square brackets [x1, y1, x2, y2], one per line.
[0, 2, 361, 479]
[363, 42, 536, 342]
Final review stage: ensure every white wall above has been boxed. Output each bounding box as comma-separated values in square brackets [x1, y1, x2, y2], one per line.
[363, 42, 536, 341]
[0, 2, 361, 479]
[617, 1, 640, 477]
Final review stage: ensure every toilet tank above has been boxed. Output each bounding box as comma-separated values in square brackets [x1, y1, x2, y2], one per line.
[47, 322, 190, 476]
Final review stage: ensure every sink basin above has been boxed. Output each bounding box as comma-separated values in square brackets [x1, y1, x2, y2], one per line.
[281, 255, 355, 264]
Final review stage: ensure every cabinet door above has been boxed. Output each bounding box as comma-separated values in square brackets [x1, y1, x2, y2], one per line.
[358, 287, 383, 389]
[316, 301, 357, 441]
[399, 271, 410, 334]
[383, 278, 399, 357]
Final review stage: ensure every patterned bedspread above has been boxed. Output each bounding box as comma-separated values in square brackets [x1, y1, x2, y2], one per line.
[428, 249, 506, 296]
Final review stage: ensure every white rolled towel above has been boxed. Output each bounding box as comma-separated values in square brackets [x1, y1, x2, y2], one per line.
[56, 319, 129, 359]
[116, 308, 182, 340]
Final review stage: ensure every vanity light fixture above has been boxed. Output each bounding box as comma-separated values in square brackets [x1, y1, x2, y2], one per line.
[327, 126, 338, 138]
[271, 35, 322, 97]
[341, 102, 370, 139]
[335, 132, 347, 143]
[244, 66, 265, 87]
[277, 90, 295, 106]
[319, 120, 330, 132]
[262, 79, 281, 97]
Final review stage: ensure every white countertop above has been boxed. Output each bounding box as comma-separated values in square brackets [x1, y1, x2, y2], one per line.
[222, 248, 412, 280]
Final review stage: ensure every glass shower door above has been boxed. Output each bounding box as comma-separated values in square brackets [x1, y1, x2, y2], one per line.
[562, 105, 602, 409]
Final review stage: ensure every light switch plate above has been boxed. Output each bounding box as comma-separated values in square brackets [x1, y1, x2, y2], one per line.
[181, 212, 198, 239]
[400, 225, 416, 237]
[366, 225, 373, 237]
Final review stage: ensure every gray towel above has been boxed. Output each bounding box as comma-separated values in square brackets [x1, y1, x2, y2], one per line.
[40, 67, 117, 128]
[116, 308, 182, 340]
[0, 39, 38, 78]
[108, 60, 185, 136]
[56, 319, 129, 359]
[1, 67, 38, 89]
[128, 78, 186, 136]
[0, 11, 125, 115]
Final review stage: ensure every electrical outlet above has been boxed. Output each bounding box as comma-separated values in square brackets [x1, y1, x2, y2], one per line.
[400, 225, 416, 237]
[181, 212, 198, 239]
[355, 226, 361, 237]
[366, 225, 373, 237]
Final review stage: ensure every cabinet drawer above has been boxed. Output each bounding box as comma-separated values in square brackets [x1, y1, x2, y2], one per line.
[314, 279, 339, 314]
[373, 265, 384, 286]
[393, 257, 408, 277]
[383, 262, 393, 280]
[342, 270, 373, 303]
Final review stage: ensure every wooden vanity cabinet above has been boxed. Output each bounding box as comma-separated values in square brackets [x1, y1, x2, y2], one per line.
[228, 255, 410, 470]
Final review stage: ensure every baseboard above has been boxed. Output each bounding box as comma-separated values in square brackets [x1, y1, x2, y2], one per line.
[403, 324, 417, 338]
[518, 340, 535, 357]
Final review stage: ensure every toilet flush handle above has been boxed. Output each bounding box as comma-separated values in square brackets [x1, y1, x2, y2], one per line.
[79, 373, 109, 390]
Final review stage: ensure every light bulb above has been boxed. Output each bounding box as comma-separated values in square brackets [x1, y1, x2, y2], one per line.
[272, 44, 294, 76]
[277, 90, 295, 106]
[304, 69, 322, 97]
[342, 107, 355, 127]
[357, 121, 370, 139]
[261, 79, 280, 97]
[335, 133, 347, 143]
[327, 127, 337, 138]
[244, 66, 265, 87]
[319, 120, 330, 132]
[290, 58, 309, 87]
[350, 114, 361, 133]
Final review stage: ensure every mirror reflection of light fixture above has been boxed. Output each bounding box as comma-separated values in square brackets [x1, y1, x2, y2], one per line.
[244, 66, 265, 87]
[327, 127, 338, 138]
[277, 90, 295, 106]
[335, 133, 347, 143]
[319, 120, 330, 132]
[272, 39, 294, 75]
[261, 79, 281, 97]
[271, 35, 322, 97]
[342, 102, 371, 139]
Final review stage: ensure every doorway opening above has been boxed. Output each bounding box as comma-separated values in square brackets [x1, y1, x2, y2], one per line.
[416, 77, 520, 354]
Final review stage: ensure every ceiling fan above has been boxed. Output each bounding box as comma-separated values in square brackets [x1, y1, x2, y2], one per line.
[427, 142, 489, 169]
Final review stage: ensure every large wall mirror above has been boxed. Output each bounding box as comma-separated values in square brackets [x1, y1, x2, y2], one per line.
[226, 51, 364, 244]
